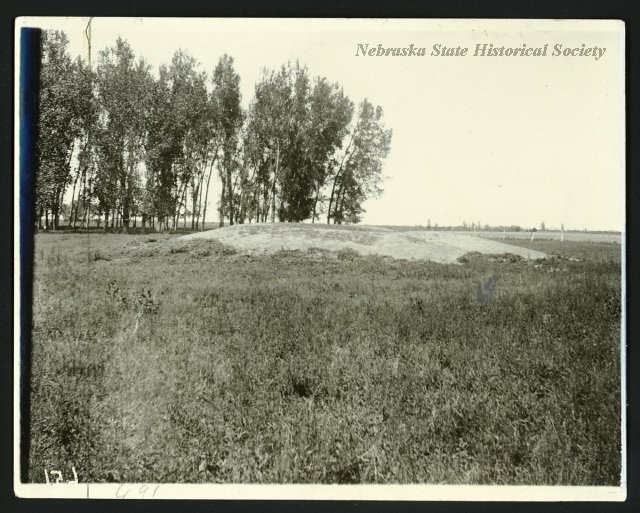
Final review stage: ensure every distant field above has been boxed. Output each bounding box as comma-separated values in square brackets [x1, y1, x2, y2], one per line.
[473, 230, 621, 244]
[27, 229, 622, 485]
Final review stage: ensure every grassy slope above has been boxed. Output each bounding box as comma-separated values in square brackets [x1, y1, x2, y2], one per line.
[27, 233, 621, 484]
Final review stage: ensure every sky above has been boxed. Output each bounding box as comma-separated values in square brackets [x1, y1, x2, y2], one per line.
[18, 18, 625, 231]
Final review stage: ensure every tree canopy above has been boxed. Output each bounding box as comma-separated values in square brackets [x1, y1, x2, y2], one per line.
[35, 31, 393, 231]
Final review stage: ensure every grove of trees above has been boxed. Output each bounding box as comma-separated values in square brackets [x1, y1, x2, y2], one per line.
[35, 31, 393, 232]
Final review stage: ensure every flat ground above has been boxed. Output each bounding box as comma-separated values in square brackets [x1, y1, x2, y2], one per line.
[468, 230, 620, 244]
[27, 226, 622, 485]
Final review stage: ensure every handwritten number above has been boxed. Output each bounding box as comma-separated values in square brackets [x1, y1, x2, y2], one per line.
[114, 483, 160, 499]
[116, 484, 129, 499]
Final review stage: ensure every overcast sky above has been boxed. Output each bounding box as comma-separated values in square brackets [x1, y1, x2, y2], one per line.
[19, 18, 625, 231]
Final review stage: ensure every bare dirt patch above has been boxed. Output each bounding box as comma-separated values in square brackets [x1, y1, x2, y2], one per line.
[179, 224, 547, 264]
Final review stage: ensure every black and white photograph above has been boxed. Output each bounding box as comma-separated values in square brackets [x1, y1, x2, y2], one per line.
[14, 17, 625, 501]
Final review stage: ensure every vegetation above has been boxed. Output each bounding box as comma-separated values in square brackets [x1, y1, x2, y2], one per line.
[36, 31, 392, 232]
[28, 234, 621, 484]
[30, 27, 620, 489]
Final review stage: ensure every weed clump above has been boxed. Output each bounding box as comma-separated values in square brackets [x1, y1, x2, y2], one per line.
[91, 249, 110, 261]
[337, 247, 361, 261]
[106, 280, 161, 314]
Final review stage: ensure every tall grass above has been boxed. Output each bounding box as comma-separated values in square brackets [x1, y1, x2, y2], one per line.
[27, 234, 621, 484]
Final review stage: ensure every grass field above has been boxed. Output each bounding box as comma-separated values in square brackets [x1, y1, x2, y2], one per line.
[26, 230, 622, 485]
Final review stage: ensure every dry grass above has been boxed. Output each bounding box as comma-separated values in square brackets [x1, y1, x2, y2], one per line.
[26, 232, 622, 484]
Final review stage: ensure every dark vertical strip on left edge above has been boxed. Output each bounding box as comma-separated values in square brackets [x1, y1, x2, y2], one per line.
[19, 27, 40, 483]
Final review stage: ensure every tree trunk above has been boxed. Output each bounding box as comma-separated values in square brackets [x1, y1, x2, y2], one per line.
[202, 159, 215, 231]
[51, 200, 59, 231]
[219, 172, 226, 228]
[226, 162, 234, 227]
[262, 181, 269, 222]
[121, 211, 129, 233]
[120, 170, 130, 234]
[69, 171, 80, 230]
[172, 183, 183, 232]
[334, 184, 346, 224]
[278, 193, 284, 223]
[251, 173, 260, 224]
[196, 182, 202, 230]
[192, 182, 199, 230]
[312, 184, 320, 223]
[73, 174, 84, 229]
[327, 135, 354, 224]
[85, 171, 92, 230]
[181, 185, 187, 230]
[327, 174, 339, 224]
[104, 211, 109, 233]
[270, 145, 279, 223]
[196, 167, 206, 230]
[58, 186, 66, 228]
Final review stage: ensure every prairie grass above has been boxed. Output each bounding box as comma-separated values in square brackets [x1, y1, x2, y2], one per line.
[26, 234, 622, 484]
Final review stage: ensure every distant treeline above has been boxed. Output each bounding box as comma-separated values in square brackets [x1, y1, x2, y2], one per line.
[375, 224, 529, 233]
[421, 222, 532, 232]
[422, 221, 583, 232]
[35, 31, 392, 232]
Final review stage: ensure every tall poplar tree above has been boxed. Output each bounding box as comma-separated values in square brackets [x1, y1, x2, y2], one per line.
[95, 38, 152, 233]
[211, 54, 243, 226]
[36, 31, 87, 229]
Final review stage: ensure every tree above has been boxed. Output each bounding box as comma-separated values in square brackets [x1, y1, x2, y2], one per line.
[34, 33, 394, 231]
[244, 65, 293, 223]
[211, 54, 243, 226]
[143, 64, 175, 231]
[95, 38, 153, 233]
[305, 77, 353, 223]
[36, 31, 87, 230]
[328, 99, 392, 224]
[199, 93, 222, 231]
[243, 66, 354, 224]
[69, 56, 99, 230]
[275, 63, 310, 222]
[166, 51, 210, 230]
[185, 72, 214, 230]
